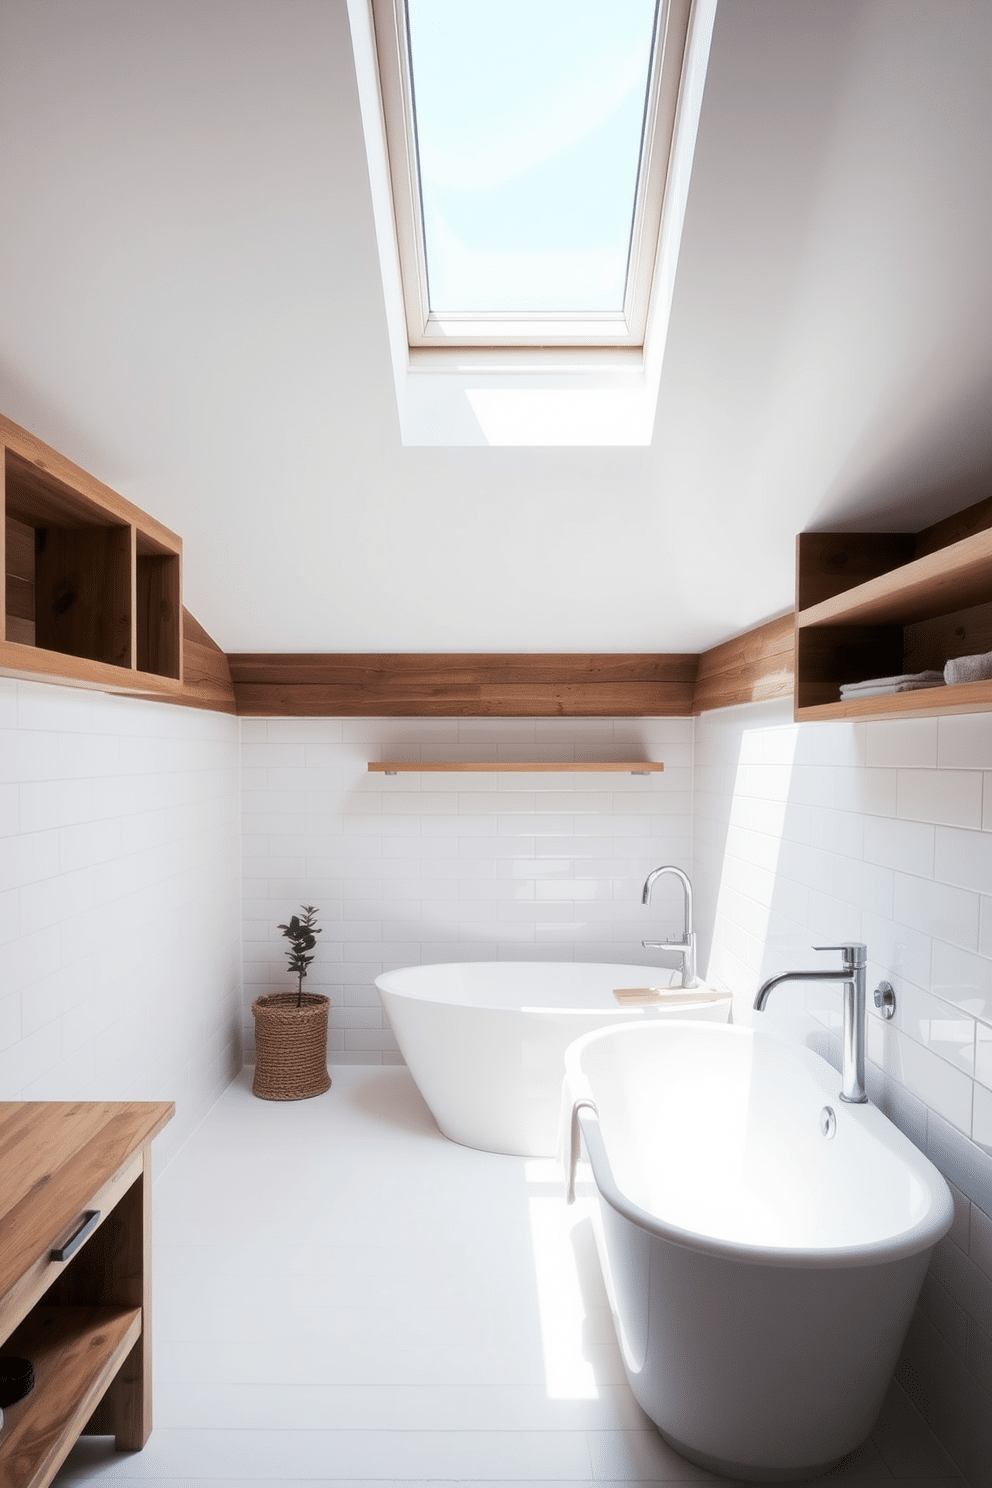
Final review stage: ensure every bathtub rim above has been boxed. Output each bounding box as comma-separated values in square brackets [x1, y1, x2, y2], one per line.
[375, 959, 732, 1015]
[566, 1020, 955, 1271]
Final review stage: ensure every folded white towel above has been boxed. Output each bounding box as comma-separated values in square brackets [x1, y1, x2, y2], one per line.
[945, 650, 992, 685]
[839, 671, 944, 700]
[839, 683, 903, 699]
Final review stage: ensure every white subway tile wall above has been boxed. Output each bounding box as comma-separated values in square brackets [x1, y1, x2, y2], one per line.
[239, 717, 693, 1062]
[695, 698, 992, 1488]
[0, 677, 242, 1165]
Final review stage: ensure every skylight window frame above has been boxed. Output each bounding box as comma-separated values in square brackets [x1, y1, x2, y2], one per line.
[371, 0, 695, 352]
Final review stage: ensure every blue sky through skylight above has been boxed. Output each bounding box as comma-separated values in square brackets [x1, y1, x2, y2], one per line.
[405, 0, 659, 316]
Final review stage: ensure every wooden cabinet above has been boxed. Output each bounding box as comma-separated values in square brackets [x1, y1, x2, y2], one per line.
[795, 496, 992, 721]
[0, 1101, 173, 1488]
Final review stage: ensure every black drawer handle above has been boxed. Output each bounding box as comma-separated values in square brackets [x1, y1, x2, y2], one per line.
[50, 1209, 101, 1262]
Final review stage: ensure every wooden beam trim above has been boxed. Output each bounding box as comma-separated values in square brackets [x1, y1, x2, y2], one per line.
[227, 653, 699, 687]
[694, 614, 794, 682]
[231, 679, 696, 718]
[692, 614, 795, 714]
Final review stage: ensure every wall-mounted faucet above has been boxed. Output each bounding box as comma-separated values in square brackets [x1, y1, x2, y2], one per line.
[754, 942, 869, 1103]
[641, 865, 696, 988]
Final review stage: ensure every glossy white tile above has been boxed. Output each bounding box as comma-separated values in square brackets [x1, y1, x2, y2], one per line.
[898, 768, 984, 829]
[936, 825, 992, 896]
[863, 815, 935, 877]
[865, 718, 939, 770]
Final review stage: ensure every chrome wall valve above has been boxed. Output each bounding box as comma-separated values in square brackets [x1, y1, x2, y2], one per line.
[873, 981, 896, 1019]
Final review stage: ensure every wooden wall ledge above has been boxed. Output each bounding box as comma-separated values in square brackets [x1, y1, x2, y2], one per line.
[368, 760, 665, 773]
[227, 632, 793, 717]
[692, 614, 795, 715]
[227, 652, 702, 718]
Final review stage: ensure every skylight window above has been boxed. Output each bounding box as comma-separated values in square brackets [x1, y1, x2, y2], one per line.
[352, 0, 716, 441]
[372, 0, 700, 350]
[406, 0, 657, 319]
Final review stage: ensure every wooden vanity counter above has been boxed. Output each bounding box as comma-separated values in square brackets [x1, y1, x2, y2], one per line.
[0, 1101, 174, 1488]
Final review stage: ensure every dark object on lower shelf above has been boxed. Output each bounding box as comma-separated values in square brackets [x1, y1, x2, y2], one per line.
[0, 1355, 34, 1406]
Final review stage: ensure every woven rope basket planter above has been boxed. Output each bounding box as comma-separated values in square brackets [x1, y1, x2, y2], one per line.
[251, 992, 331, 1100]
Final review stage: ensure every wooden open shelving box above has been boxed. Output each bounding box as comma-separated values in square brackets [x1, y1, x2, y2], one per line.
[1, 416, 184, 699]
[795, 496, 992, 722]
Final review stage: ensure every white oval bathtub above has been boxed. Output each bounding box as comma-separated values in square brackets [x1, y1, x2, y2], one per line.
[375, 961, 731, 1157]
[563, 1020, 954, 1481]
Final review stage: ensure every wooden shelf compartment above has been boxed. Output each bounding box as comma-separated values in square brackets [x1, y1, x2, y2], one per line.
[135, 532, 181, 680]
[0, 637, 187, 700]
[368, 761, 665, 774]
[1, 417, 182, 688]
[4, 452, 133, 670]
[795, 506, 992, 720]
[797, 526, 992, 631]
[0, 1306, 141, 1488]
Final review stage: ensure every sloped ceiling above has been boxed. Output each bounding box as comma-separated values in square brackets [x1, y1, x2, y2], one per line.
[1, 0, 990, 654]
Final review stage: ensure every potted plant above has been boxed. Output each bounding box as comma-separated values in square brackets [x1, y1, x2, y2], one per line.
[251, 905, 331, 1099]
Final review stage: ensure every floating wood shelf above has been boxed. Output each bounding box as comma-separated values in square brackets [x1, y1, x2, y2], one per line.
[795, 497, 992, 721]
[368, 761, 664, 774]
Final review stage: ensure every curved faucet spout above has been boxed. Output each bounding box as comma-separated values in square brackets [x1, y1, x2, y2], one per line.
[641, 865, 696, 987]
[754, 968, 852, 1011]
[754, 943, 868, 1104]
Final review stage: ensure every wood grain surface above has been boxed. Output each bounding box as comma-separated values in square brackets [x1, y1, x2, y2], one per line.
[229, 653, 699, 717]
[797, 528, 992, 631]
[692, 614, 794, 714]
[0, 1101, 173, 1486]
[179, 608, 236, 713]
[795, 533, 915, 612]
[1, 419, 181, 554]
[0, 1102, 173, 1334]
[0, 1306, 141, 1488]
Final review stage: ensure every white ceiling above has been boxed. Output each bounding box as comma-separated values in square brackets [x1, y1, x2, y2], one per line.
[1, 0, 990, 655]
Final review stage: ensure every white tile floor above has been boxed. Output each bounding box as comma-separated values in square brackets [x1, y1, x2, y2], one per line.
[56, 1067, 964, 1488]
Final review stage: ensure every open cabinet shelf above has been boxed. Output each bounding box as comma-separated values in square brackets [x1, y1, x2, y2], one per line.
[795, 500, 992, 721]
[0, 1101, 173, 1488]
[0, 1306, 141, 1488]
[2, 417, 183, 695]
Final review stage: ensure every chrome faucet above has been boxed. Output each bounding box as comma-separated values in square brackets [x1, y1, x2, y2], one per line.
[754, 942, 868, 1103]
[641, 865, 696, 987]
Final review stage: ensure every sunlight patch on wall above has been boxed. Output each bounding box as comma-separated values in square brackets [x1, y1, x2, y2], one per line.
[710, 720, 800, 988]
[464, 384, 655, 447]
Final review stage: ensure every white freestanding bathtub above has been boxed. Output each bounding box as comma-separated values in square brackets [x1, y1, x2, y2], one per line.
[563, 1020, 954, 1482]
[375, 961, 731, 1157]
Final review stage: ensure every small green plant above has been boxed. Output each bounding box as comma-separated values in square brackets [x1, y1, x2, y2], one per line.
[278, 905, 321, 1007]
